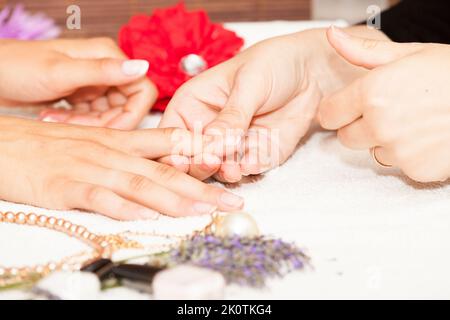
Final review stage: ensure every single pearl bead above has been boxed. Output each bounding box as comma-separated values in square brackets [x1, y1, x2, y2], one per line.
[214, 212, 259, 237]
[27, 213, 37, 225]
[179, 54, 207, 76]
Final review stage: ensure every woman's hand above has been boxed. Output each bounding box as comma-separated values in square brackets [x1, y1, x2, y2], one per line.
[0, 117, 244, 220]
[0, 38, 158, 130]
[319, 27, 450, 183]
[159, 27, 386, 182]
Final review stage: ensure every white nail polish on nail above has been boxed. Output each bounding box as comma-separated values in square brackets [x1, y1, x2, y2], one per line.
[122, 60, 149, 76]
[42, 116, 57, 123]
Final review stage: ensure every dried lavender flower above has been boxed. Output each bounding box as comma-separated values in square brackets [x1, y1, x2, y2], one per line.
[167, 235, 310, 288]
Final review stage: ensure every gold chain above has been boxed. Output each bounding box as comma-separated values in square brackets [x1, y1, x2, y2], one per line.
[0, 211, 216, 288]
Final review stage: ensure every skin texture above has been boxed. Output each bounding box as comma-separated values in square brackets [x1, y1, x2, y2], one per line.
[159, 26, 389, 182]
[319, 27, 450, 183]
[0, 38, 158, 130]
[0, 116, 244, 220]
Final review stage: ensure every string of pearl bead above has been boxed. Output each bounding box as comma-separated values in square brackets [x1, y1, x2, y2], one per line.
[0, 211, 111, 287]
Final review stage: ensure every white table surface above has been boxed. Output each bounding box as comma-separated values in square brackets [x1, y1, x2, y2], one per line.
[1, 20, 450, 300]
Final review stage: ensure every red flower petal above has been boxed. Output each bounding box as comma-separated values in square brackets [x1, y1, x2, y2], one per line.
[118, 2, 244, 111]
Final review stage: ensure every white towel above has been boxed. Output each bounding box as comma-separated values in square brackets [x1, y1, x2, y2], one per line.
[1, 21, 449, 299]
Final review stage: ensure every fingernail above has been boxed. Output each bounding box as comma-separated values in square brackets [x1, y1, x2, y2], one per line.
[331, 25, 349, 39]
[42, 116, 58, 123]
[137, 208, 159, 220]
[316, 111, 322, 124]
[122, 59, 149, 76]
[193, 202, 217, 215]
[202, 154, 221, 169]
[225, 134, 241, 147]
[219, 192, 244, 209]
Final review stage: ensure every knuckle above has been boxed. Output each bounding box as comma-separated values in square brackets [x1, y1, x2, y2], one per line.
[154, 163, 180, 181]
[129, 175, 151, 192]
[128, 174, 152, 193]
[84, 186, 104, 204]
[361, 38, 378, 50]
[97, 57, 112, 73]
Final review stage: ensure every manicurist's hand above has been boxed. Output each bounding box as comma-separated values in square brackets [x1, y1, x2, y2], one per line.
[0, 117, 244, 220]
[0, 38, 157, 130]
[159, 26, 388, 182]
[319, 28, 450, 183]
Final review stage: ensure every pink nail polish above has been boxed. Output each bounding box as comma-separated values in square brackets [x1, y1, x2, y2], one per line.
[219, 192, 244, 209]
[193, 202, 217, 215]
[137, 208, 160, 220]
[331, 25, 349, 39]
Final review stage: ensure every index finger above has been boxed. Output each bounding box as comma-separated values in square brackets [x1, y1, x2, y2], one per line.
[318, 78, 365, 130]
[105, 77, 158, 130]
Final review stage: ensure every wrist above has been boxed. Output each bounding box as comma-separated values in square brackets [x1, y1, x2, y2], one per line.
[292, 26, 389, 96]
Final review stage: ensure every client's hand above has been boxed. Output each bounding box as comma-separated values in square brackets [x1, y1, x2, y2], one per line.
[0, 117, 243, 220]
[0, 38, 157, 130]
[319, 27, 450, 183]
[159, 27, 385, 182]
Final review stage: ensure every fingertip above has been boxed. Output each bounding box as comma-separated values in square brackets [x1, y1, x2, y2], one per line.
[40, 110, 71, 123]
[317, 100, 334, 130]
[218, 162, 242, 183]
[159, 155, 190, 173]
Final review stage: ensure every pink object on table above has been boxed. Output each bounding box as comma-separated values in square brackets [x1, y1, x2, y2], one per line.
[152, 265, 226, 300]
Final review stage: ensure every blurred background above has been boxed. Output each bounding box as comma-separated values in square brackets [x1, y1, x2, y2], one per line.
[0, 0, 398, 39]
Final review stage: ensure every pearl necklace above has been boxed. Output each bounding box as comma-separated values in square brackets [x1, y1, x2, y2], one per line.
[0, 210, 259, 288]
[0, 211, 113, 287]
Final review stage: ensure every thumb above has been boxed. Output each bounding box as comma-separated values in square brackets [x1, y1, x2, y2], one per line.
[327, 26, 424, 69]
[55, 57, 149, 90]
[204, 67, 265, 146]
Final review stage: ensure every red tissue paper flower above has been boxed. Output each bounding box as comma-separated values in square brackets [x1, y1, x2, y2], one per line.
[119, 2, 244, 112]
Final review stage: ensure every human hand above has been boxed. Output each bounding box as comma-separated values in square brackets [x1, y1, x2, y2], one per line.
[0, 117, 244, 220]
[0, 38, 157, 130]
[319, 27, 450, 183]
[159, 27, 382, 182]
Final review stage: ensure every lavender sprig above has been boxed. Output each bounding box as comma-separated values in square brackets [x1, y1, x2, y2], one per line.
[167, 235, 310, 288]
